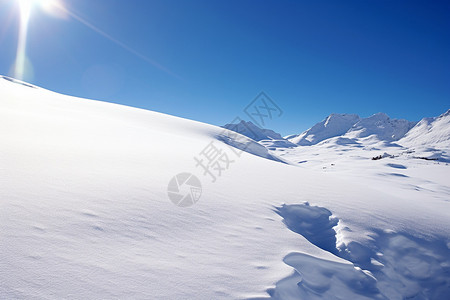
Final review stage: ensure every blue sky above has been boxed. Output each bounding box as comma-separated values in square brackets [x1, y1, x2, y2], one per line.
[0, 0, 449, 135]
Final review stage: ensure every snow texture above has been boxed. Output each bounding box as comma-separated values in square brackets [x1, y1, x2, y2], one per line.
[1, 76, 449, 300]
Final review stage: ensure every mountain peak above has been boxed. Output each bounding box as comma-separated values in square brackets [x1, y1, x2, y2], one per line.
[345, 113, 415, 141]
[399, 109, 450, 147]
[440, 109, 450, 118]
[223, 120, 283, 141]
[372, 112, 389, 118]
[287, 112, 420, 146]
[288, 113, 360, 146]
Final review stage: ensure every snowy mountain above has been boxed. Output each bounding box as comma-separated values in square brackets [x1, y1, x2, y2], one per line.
[223, 120, 297, 149]
[287, 112, 417, 146]
[1, 76, 449, 299]
[398, 109, 450, 148]
[223, 120, 284, 141]
[344, 112, 417, 142]
[287, 113, 360, 146]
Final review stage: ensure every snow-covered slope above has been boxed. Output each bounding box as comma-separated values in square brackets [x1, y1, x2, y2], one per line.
[287, 113, 360, 146]
[344, 112, 416, 142]
[398, 110, 450, 148]
[1, 76, 449, 299]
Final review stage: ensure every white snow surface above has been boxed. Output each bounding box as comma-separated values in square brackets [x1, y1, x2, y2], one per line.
[287, 113, 416, 146]
[287, 113, 360, 145]
[398, 110, 450, 148]
[344, 113, 416, 142]
[1, 76, 450, 299]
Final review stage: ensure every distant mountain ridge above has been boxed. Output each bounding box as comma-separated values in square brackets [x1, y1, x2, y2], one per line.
[286, 113, 361, 146]
[287, 113, 417, 146]
[222, 120, 284, 141]
[223, 110, 449, 148]
[343, 113, 417, 142]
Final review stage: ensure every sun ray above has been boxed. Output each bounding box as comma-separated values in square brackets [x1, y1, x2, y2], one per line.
[14, 0, 32, 80]
[55, 5, 182, 79]
[10, 0, 180, 81]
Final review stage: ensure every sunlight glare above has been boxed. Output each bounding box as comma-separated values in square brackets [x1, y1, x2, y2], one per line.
[40, 0, 68, 19]
[13, 0, 67, 80]
[14, 0, 32, 80]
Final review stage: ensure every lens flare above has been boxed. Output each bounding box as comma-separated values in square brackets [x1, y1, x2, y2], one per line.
[14, 0, 32, 80]
[12, 0, 67, 80]
[40, 0, 68, 19]
[10, 0, 179, 81]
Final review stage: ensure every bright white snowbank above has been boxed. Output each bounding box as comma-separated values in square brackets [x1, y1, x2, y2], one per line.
[1, 77, 449, 299]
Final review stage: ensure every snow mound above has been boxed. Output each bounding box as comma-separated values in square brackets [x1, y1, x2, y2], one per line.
[261, 252, 383, 300]
[275, 203, 339, 254]
[287, 113, 360, 146]
[266, 203, 450, 300]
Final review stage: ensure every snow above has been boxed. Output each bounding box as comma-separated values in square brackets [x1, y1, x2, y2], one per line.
[398, 110, 450, 148]
[1, 76, 449, 299]
[223, 120, 284, 141]
[287, 113, 360, 145]
[344, 112, 416, 142]
[287, 112, 416, 146]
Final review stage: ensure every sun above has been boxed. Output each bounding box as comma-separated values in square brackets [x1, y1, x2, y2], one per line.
[17, 0, 67, 18]
[12, 0, 67, 80]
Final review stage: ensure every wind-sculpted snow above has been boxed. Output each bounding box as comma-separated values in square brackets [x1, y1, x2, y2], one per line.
[275, 203, 339, 254]
[260, 253, 384, 300]
[265, 202, 450, 300]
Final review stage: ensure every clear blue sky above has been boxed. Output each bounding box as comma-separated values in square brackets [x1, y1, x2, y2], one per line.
[1, 0, 449, 135]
